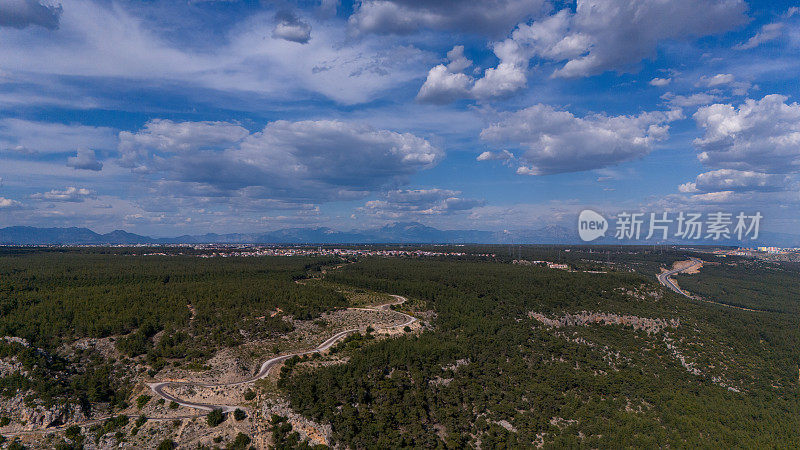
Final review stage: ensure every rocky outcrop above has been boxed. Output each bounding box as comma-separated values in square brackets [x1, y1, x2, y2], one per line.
[0, 359, 27, 378]
[0, 338, 90, 431]
[261, 397, 332, 446]
[21, 402, 87, 429]
[531, 310, 742, 392]
[528, 311, 679, 335]
[1, 393, 88, 430]
[2, 336, 31, 347]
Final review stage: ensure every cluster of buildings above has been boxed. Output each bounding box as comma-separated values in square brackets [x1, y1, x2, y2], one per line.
[513, 260, 570, 270]
[146, 246, 495, 259]
[704, 247, 800, 263]
[755, 246, 793, 254]
[713, 247, 800, 257]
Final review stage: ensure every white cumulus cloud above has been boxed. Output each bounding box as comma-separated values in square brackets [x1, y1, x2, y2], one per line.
[418, 40, 528, 102]
[445, 45, 472, 72]
[0, 197, 22, 209]
[420, 0, 747, 103]
[416, 64, 472, 104]
[67, 148, 103, 171]
[682, 169, 791, 193]
[0, 119, 117, 155]
[0, 0, 61, 30]
[693, 94, 800, 173]
[348, 0, 548, 37]
[118, 119, 443, 202]
[477, 150, 514, 161]
[700, 73, 735, 87]
[476, 0, 746, 83]
[481, 104, 683, 175]
[359, 188, 485, 218]
[32, 186, 94, 202]
[272, 10, 312, 44]
[118, 119, 250, 171]
[661, 92, 719, 108]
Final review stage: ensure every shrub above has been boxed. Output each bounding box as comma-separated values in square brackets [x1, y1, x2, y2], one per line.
[56, 440, 80, 450]
[64, 425, 82, 443]
[228, 432, 251, 450]
[206, 409, 226, 427]
[105, 415, 129, 430]
[243, 388, 256, 401]
[168, 401, 179, 410]
[156, 439, 175, 450]
[136, 394, 151, 409]
[233, 408, 246, 421]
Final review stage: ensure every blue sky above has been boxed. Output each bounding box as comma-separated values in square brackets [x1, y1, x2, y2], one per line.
[0, 0, 799, 236]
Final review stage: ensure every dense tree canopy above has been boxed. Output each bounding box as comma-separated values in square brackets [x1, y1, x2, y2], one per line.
[0, 249, 347, 410]
[285, 258, 800, 448]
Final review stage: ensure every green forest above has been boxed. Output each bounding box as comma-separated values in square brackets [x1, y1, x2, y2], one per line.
[676, 259, 800, 313]
[0, 247, 798, 448]
[0, 249, 346, 411]
[284, 257, 800, 448]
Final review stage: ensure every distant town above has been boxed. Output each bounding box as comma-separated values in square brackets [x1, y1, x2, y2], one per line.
[6, 241, 800, 262]
[139, 246, 497, 259]
[696, 246, 800, 262]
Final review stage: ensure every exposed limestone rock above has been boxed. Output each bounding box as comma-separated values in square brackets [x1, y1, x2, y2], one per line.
[2, 336, 31, 347]
[261, 397, 332, 446]
[528, 311, 679, 335]
[2, 394, 88, 431]
[0, 359, 27, 378]
[531, 310, 742, 392]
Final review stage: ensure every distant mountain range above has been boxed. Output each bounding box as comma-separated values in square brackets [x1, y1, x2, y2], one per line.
[0, 223, 566, 245]
[1, 223, 798, 246]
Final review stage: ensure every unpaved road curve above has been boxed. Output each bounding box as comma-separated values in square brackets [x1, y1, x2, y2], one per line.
[4, 296, 416, 438]
[148, 295, 417, 413]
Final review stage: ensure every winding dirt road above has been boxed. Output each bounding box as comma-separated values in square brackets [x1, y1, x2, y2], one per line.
[148, 295, 417, 414]
[4, 297, 416, 440]
[3, 274, 418, 442]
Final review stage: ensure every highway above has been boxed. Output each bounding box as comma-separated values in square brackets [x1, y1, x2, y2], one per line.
[656, 258, 766, 312]
[148, 295, 417, 414]
[656, 258, 703, 297]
